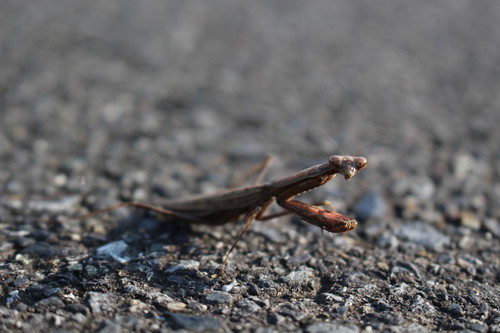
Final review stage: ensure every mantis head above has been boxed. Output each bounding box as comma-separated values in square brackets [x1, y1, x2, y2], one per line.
[329, 155, 368, 180]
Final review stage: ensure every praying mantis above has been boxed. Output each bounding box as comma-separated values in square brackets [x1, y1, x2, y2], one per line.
[73, 154, 368, 277]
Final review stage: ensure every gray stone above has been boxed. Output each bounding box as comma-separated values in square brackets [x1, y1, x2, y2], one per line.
[306, 323, 359, 333]
[97, 240, 131, 263]
[236, 298, 261, 313]
[165, 313, 224, 332]
[395, 221, 450, 251]
[354, 190, 387, 220]
[204, 292, 232, 305]
[165, 260, 200, 273]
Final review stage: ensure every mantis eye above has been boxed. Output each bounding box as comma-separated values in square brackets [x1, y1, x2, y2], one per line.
[355, 157, 368, 170]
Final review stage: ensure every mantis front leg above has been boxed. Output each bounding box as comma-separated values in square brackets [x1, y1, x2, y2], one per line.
[277, 199, 357, 233]
[274, 176, 358, 233]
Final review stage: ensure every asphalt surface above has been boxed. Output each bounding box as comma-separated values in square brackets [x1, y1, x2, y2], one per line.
[0, 1, 499, 332]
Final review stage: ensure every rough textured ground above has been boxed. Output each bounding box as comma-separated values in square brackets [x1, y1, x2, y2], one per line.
[0, 1, 499, 332]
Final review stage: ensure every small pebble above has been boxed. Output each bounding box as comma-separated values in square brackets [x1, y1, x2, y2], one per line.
[258, 279, 279, 290]
[377, 262, 389, 271]
[221, 279, 239, 293]
[376, 234, 399, 249]
[22, 242, 57, 257]
[395, 221, 450, 251]
[15, 238, 35, 248]
[166, 302, 187, 312]
[146, 292, 174, 306]
[123, 285, 139, 293]
[410, 295, 437, 315]
[87, 292, 117, 315]
[374, 301, 393, 311]
[85, 265, 98, 276]
[469, 322, 488, 333]
[165, 260, 200, 273]
[354, 190, 387, 220]
[6, 179, 24, 193]
[247, 283, 260, 296]
[342, 270, 368, 286]
[248, 296, 270, 308]
[67, 262, 83, 272]
[453, 154, 475, 180]
[65, 303, 89, 315]
[267, 313, 285, 326]
[336, 305, 349, 315]
[27, 196, 80, 213]
[284, 266, 318, 291]
[306, 323, 359, 333]
[43, 288, 61, 297]
[484, 218, 500, 237]
[320, 293, 344, 304]
[12, 277, 30, 288]
[34, 296, 64, 308]
[236, 299, 261, 313]
[445, 303, 464, 318]
[460, 211, 481, 230]
[275, 302, 307, 322]
[204, 292, 232, 305]
[165, 313, 224, 332]
[97, 240, 131, 263]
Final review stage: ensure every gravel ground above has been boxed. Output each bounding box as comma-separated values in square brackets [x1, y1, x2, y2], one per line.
[1, 1, 499, 332]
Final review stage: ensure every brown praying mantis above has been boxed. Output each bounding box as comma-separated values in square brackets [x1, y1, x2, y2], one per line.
[72, 154, 368, 277]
